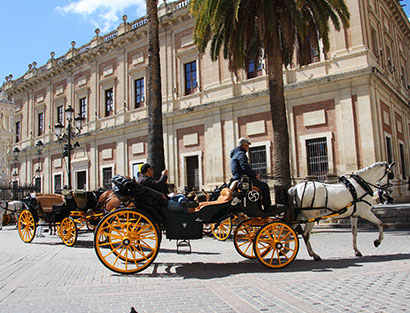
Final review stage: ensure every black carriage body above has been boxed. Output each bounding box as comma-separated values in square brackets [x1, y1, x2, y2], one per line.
[111, 175, 269, 241]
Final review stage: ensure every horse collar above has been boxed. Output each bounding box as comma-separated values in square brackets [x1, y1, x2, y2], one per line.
[350, 174, 373, 196]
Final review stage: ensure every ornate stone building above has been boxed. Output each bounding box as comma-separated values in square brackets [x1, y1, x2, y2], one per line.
[2, 0, 410, 201]
[0, 91, 15, 183]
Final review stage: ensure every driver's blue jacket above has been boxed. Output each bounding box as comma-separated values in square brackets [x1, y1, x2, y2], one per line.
[230, 147, 256, 180]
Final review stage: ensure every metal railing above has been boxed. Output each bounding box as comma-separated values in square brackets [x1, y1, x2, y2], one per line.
[0, 184, 40, 201]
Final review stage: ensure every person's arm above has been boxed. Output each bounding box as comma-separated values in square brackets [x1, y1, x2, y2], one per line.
[238, 152, 256, 178]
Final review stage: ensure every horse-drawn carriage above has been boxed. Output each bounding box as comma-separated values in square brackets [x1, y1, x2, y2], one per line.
[94, 161, 395, 274]
[18, 189, 105, 246]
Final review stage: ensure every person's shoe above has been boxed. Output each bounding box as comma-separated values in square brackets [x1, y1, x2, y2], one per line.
[263, 204, 287, 216]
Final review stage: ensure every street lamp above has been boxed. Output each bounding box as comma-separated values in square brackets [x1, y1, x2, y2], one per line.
[12, 147, 20, 200]
[54, 105, 85, 190]
[35, 140, 43, 173]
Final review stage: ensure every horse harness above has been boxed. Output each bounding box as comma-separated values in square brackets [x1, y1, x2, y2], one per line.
[294, 174, 375, 224]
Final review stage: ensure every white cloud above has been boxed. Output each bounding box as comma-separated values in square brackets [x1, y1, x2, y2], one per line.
[56, 0, 146, 32]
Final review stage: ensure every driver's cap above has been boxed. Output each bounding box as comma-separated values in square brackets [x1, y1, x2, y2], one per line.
[238, 137, 251, 146]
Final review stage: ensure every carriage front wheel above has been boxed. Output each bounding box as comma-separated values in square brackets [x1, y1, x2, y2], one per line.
[60, 217, 78, 247]
[18, 209, 36, 243]
[254, 222, 299, 269]
[94, 209, 160, 274]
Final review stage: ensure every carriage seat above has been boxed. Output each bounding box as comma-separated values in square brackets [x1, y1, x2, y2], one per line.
[35, 193, 64, 213]
[189, 188, 233, 213]
[72, 190, 88, 210]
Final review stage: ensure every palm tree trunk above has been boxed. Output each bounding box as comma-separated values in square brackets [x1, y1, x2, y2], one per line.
[146, 0, 165, 179]
[266, 29, 291, 205]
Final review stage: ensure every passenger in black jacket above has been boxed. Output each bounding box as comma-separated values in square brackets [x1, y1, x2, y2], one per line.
[137, 163, 168, 195]
[230, 138, 271, 210]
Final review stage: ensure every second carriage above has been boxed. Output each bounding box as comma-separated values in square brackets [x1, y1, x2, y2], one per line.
[18, 189, 105, 246]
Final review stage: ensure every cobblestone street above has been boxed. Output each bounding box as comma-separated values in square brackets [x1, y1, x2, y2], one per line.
[1, 225, 410, 313]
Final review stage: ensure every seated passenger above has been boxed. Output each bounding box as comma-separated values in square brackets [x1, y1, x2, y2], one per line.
[137, 163, 168, 195]
[230, 137, 271, 210]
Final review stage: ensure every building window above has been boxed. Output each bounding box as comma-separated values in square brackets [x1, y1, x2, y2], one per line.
[76, 171, 87, 190]
[306, 137, 329, 176]
[401, 66, 407, 89]
[386, 45, 393, 73]
[54, 174, 62, 193]
[247, 59, 263, 79]
[105, 88, 113, 117]
[15, 121, 21, 143]
[399, 143, 406, 179]
[186, 155, 199, 191]
[57, 105, 63, 124]
[371, 27, 379, 59]
[134, 78, 144, 108]
[38, 112, 44, 136]
[249, 146, 267, 182]
[102, 167, 113, 190]
[79, 97, 87, 119]
[34, 177, 41, 193]
[385, 136, 393, 164]
[184, 61, 197, 95]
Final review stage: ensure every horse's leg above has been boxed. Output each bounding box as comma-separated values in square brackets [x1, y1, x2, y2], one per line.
[302, 222, 322, 261]
[360, 210, 384, 247]
[350, 216, 362, 257]
[0, 209, 4, 230]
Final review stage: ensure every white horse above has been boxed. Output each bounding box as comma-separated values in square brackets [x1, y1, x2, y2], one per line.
[288, 162, 394, 261]
[0, 200, 24, 229]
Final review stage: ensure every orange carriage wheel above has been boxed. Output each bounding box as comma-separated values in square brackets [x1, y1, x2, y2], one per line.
[233, 219, 261, 259]
[18, 209, 37, 243]
[254, 222, 299, 269]
[59, 217, 78, 247]
[94, 209, 160, 274]
[210, 217, 232, 241]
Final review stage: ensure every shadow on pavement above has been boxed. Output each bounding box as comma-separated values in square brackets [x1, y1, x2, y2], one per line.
[113, 253, 410, 279]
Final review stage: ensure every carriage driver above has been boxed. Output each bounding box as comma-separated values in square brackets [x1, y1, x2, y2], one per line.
[137, 163, 168, 195]
[230, 137, 271, 210]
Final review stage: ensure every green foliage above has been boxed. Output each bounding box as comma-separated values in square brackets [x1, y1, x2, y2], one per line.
[191, 0, 350, 73]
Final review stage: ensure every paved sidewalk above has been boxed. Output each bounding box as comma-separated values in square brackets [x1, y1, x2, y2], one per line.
[1, 225, 410, 313]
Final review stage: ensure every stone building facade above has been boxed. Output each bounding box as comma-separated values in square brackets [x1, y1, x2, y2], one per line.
[0, 91, 15, 184]
[2, 0, 410, 201]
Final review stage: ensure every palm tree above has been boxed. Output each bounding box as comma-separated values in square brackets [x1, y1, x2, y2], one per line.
[191, 0, 349, 204]
[146, 0, 165, 178]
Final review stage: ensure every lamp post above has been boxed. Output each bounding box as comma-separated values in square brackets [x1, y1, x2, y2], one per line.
[12, 147, 20, 200]
[34, 140, 43, 192]
[54, 106, 85, 190]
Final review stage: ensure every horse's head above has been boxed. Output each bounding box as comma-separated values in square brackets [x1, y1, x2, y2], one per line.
[354, 161, 395, 187]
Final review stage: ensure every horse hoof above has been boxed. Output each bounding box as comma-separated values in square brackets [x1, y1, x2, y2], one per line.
[313, 256, 322, 261]
[355, 252, 363, 257]
[374, 240, 381, 247]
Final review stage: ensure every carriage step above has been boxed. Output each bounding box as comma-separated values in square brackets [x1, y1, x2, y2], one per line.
[176, 239, 191, 254]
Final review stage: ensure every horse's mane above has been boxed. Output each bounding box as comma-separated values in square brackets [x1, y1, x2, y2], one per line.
[352, 161, 388, 175]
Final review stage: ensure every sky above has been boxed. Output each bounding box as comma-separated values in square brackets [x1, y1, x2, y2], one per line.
[0, 0, 409, 86]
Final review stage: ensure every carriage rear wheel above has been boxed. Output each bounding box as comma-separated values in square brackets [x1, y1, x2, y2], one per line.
[233, 219, 261, 259]
[18, 209, 36, 243]
[60, 217, 78, 247]
[254, 222, 299, 269]
[210, 217, 232, 241]
[2, 213, 11, 226]
[94, 209, 160, 274]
